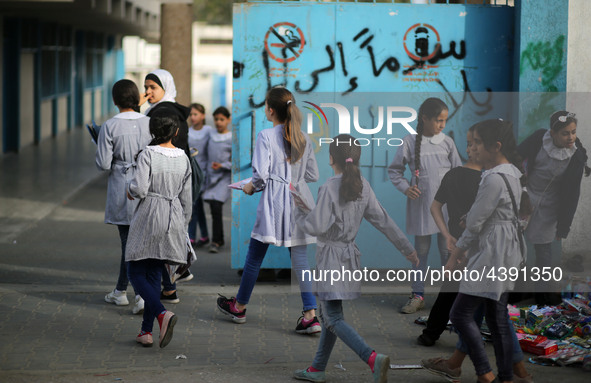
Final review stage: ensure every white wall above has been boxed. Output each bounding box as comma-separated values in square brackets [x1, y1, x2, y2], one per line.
[83, 91, 92, 125]
[564, 0, 591, 255]
[58, 96, 68, 133]
[40, 100, 52, 141]
[94, 89, 102, 121]
[19, 53, 35, 148]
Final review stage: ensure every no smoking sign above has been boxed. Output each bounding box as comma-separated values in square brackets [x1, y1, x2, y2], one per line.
[264, 22, 306, 63]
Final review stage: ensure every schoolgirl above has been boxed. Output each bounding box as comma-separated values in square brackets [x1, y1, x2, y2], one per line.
[187, 103, 213, 248]
[388, 97, 462, 313]
[518, 111, 589, 305]
[125, 115, 192, 348]
[202, 106, 232, 253]
[448, 119, 525, 383]
[293, 134, 419, 383]
[216, 87, 320, 334]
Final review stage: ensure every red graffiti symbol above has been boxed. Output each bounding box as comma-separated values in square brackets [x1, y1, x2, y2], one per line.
[403, 23, 441, 62]
[264, 22, 306, 63]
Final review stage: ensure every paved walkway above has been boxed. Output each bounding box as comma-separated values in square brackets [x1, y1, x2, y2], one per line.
[0, 128, 588, 382]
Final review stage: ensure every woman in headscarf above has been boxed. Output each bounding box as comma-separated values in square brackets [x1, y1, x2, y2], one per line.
[142, 69, 191, 157]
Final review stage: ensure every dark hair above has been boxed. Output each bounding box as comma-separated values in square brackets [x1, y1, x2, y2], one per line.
[329, 134, 363, 203]
[112, 79, 140, 110]
[474, 119, 533, 216]
[266, 87, 306, 163]
[414, 97, 448, 187]
[550, 110, 577, 132]
[149, 115, 178, 145]
[213, 106, 231, 118]
[190, 103, 205, 114]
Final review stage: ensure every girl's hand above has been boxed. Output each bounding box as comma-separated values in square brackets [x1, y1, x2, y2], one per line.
[139, 92, 148, 107]
[405, 251, 420, 267]
[405, 185, 421, 200]
[127, 191, 134, 201]
[447, 247, 467, 270]
[445, 235, 457, 252]
[242, 181, 255, 196]
[211, 162, 222, 170]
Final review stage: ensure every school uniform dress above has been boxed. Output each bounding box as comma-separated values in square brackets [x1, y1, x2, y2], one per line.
[125, 146, 192, 264]
[388, 132, 462, 236]
[96, 111, 152, 225]
[297, 175, 414, 301]
[523, 131, 577, 244]
[187, 125, 213, 241]
[203, 131, 232, 203]
[455, 164, 524, 301]
[251, 125, 318, 247]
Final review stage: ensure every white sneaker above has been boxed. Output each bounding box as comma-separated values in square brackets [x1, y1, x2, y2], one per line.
[400, 294, 425, 314]
[132, 295, 144, 315]
[105, 289, 129, 306]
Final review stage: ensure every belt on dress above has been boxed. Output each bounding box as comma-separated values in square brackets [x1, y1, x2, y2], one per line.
[269, 174, 289, 184]
[147, 192, 179, 233]
[113, 159, 136, 174]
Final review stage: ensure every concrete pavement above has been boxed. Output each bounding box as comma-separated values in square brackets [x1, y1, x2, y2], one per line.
[0, 127, 589, 382]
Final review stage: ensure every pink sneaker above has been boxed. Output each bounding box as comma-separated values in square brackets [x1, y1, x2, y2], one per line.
[158, 311, 177, 348]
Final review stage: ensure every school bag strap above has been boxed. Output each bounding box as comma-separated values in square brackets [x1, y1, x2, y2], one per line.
[499, 173, 526, 266]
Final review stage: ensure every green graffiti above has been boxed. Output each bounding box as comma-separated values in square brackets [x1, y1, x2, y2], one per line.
[520, 35, 565, 92]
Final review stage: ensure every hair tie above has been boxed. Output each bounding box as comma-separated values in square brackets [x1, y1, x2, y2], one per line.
[345, 158, 353, 163]
[558, 112, 576, 123]
[286, 100, 292, 105]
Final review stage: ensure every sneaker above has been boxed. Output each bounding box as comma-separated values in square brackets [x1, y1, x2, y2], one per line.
[421, 357, 461, 382]
[158, 310, 177, 348]
[400, 294, 424, 314]
[176, 270, 194, 283]
[160, 290, 180, 304]
[209, 243, 221, 253]
[417, 333, 436, 347]
[216, 294, 246, 324]
[295, 315, 322, 334]
[514, 374, 534, 383]
[132, 295, 144, 315]
[372, 353, 390, 383]
[194, 237, 209, 248]
[293, 368, 326, 383]
[136, 331, 153, 347]
[105, 289, 129, 306]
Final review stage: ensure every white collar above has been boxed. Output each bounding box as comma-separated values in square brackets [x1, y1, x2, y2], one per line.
[481, 163, 522, 185]
[542, 130, 576, 160]
[113, 111, 145, 120]
[210, 131, 232, 142]
[423, 132, 446, 145]
[147, 145, 185, 157]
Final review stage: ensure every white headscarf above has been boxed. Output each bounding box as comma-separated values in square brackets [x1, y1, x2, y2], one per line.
[145, 69, 177, 114]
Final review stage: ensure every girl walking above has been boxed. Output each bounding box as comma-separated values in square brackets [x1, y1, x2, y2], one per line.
[388, 97, 462, 313]
[448, 119, 525, 383]
[187, 103, 213, 248]
[216, 87, 320, 334]
[517, 111, 589, 305]
[125, 115, 192, 348]
[293, 134, 419, 383]
[202, 106, 232, 253]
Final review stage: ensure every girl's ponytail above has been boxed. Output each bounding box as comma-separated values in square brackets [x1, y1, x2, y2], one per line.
[329, 134, 363, 203]
[266, 87, 306, 163]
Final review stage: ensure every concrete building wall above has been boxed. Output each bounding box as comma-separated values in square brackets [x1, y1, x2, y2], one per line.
[0, 18, 3, 153]
[40, 100, 52, 141]
[564, 0, 591, 255]
[19, 53, 35, 148]
[57, 96, 68, 134]
[83, 92, 92, 125]
[94, 89, 102, 121]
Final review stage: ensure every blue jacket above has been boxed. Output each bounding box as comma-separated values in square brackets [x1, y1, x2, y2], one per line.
[517, 129, 588, 239]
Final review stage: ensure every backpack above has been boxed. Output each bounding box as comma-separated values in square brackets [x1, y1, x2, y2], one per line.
[189, 147, 205, 202]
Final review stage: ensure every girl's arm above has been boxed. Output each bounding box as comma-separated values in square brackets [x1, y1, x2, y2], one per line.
[455, 174, 504, 251]
[304, 137, 320, 183]
[127, 150, 151, 199]
[430, 200, 456, 250]
[388, 139, 412, 195]
[251, 131, 270, 192]
[179, 157, 193, 226]
[95, 122, 113, 171]
[363, 186, 416, 261]
[296, 183, 335, 236]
